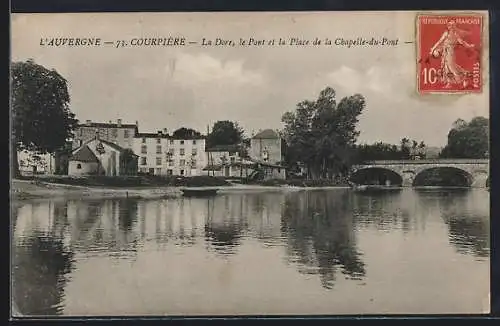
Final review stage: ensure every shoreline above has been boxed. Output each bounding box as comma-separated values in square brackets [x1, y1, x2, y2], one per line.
[10, 179, 352, 201]
[10, 179, 480, 202]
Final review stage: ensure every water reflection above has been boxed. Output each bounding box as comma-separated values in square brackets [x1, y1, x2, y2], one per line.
[281, 190, 366, 289]
[352, 191, 416, 232]
[11, 188, 489, 316]
[415, 189, 490, 258]
[12, 231, 74, 316]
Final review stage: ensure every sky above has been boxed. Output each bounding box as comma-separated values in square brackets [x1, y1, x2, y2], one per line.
[11, 11, 489, 147]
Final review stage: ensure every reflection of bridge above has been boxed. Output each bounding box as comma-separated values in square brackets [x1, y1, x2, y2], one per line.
[352, 159, 489, 187]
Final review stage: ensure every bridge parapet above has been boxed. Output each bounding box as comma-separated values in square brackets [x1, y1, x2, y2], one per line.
[358, 159, 489, 165]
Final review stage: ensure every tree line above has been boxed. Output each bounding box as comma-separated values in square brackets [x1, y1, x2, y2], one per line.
[10, 59, 489, 179]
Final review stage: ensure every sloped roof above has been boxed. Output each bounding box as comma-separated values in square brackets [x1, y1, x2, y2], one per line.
[69, 145, 99, 163]
[97, 138, 128, 152]
[252, 129, 280, 139]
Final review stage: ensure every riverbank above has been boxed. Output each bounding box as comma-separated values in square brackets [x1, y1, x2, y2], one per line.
[11, 178, 352, 202]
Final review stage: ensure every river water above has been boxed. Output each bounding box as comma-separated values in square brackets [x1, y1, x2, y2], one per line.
[11, 188, 490, 316]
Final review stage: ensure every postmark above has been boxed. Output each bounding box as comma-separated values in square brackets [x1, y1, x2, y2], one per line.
[417, 13, 483, 94]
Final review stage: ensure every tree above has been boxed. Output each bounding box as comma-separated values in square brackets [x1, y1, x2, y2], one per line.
[400, 138, 411, 159]
[171, 127, 202, 139]
[207, 120, 245, 148]
[11, 59, 78, 178]
[440, 117, 489, 158]
[281, 87, 366, 179]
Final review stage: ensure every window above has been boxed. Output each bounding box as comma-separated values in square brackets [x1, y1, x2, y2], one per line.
[167, 169, 173, 176]
[124, 130, 129, 138]
[156, 168, 162, 175]
[156, 157, 162, 165]
[112, 129, 118, 137]
[77, 163, 82, 169]
[230, 157, 235, 163]
[168, 148, 175, 155]
[156, 138, 161, 144]
[180, 159, 186, 166]
[180, 169, 185, 176]
[191, 159, 197, 166]
[168, 159, 174, 166]
[156, 145, 162, 154]
[180, 140, 185, 145]
[141, 157, 147, 165]
[229, 151, 236, 156]
[169, 139, 174, 145]
[142, 137, 146, 143]
[192, 148, 197, 156]
[141, 145, 147, 154]
[193, 140, 197, 145]
[180, 148, 185, 156]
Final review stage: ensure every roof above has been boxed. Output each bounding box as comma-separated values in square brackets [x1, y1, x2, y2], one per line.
[206, 144, 241, 152]
[69, 145, 100, 163]
[77, 122, 137, 129]
[252, 129, 280, 139]
[95, 138, 128, 152]
[74, 138, 131, 154]
[135, 132, 170, 138]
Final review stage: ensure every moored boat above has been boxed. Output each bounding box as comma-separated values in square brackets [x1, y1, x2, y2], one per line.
[181, 188, 219, 197]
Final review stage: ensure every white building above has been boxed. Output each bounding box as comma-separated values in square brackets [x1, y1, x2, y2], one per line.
[133, 130, 207, 176]
[17, 150, 56, 175]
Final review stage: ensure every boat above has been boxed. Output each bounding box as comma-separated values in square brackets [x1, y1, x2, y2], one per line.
[181, 187, 219, 197]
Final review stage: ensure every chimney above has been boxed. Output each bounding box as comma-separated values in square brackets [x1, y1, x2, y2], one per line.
[109, 120, 112, 124]
[95, 129, 99, 140]
[135, 121, 139, 127]
[117, 119, 122, 127]
[157, 130, 162, 136]
[163, 128, 168, 135]
[86, 119, 92, 125]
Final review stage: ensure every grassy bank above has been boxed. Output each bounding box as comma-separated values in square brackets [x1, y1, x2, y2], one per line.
[18, 175, 231, 188]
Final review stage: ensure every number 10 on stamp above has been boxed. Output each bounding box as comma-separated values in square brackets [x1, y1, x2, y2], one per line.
[417, 14, 483, 94]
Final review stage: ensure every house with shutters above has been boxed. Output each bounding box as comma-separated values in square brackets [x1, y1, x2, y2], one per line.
[68, 133, 138, 176]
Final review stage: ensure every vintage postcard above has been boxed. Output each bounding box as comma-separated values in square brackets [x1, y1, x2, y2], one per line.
[10, 11, 490, 317]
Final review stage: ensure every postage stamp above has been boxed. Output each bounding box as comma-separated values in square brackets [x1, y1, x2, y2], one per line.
[417, 14, 483, 93]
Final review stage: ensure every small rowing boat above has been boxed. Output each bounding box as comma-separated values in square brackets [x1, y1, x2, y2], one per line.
[181, 188, 219, 197]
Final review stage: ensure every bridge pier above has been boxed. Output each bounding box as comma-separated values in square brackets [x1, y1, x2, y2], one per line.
[471, 173, 489, 188]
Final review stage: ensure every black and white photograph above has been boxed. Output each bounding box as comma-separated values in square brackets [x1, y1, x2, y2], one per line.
[10, 11, 490, 316]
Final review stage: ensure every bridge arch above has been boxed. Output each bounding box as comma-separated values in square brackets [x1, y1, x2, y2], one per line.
[412, 166, 473, 187]
[350, 167, 403, 186]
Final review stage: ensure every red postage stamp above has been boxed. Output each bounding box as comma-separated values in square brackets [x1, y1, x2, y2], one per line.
[417, 14, 483, 93]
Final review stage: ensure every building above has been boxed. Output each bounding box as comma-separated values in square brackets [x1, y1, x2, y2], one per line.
[72, 119, 138, 150]
[204, 144, 248, 178]
[68, 136, 138, 176]
[17, 150, 56, 175]
[133, 130, 207, 176]
[249, 129, 287, 180]
[250, 129, 285, 164]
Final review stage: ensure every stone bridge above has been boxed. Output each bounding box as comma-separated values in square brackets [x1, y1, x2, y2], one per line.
[351, 159, 489, 188]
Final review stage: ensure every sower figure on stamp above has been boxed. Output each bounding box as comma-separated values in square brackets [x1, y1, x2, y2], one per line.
[429, 20, 475, 89]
